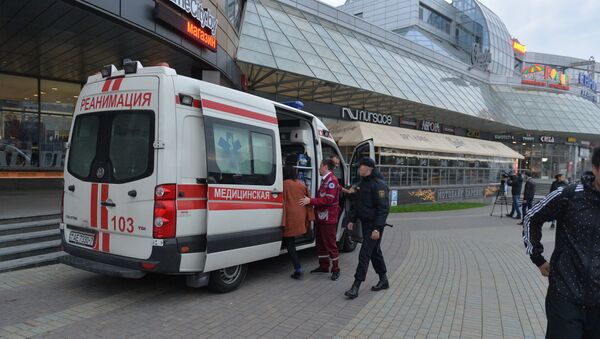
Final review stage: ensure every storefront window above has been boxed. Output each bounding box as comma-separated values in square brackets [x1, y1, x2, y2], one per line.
[0, 75, 79, 170]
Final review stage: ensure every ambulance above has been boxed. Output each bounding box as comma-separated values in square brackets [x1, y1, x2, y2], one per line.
[60, 61, 374, 292]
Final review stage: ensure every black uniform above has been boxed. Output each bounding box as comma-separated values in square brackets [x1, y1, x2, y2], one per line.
[348, 172, 390, 282]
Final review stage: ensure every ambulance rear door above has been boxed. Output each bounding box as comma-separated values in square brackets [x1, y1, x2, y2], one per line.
[199, 84, 283, 272]
[63, 75, 159, 260]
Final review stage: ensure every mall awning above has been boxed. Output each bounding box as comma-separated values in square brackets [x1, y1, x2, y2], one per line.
[328, 121, 524, 160]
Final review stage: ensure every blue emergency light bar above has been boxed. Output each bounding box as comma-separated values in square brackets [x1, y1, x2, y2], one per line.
[282, 101, 304, 110]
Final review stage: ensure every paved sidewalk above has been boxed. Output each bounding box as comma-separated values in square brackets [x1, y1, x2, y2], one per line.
[0, 206, 554, 338]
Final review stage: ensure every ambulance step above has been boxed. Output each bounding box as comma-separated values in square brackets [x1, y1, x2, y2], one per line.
[0, 251, 66, 273]
[60, 255, 147, 279]
[0, 229, 61, 248]
[0, 218, 61, 236]
[0, 240, 62, 262]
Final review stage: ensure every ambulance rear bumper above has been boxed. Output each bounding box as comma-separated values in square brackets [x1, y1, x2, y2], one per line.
[61, 230, 184, 274]
[60, 254, 147, 279]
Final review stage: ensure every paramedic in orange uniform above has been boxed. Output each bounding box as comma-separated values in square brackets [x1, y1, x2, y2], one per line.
[300, 158, 342, 281]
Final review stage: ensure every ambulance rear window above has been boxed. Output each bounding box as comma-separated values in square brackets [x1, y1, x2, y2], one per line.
[67, 111, 154, 183]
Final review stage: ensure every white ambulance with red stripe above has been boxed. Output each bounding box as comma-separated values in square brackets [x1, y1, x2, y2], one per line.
[60, 61, 373, 292]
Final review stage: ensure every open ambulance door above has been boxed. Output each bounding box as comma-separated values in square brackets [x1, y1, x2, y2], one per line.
[346, 138, 375, 243]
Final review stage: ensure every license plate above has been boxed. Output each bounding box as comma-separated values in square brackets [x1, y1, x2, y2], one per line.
[68, 231, 95, 247]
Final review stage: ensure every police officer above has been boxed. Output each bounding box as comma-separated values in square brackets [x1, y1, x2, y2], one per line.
[300, 158, 342, 281]
[345, 157, 390, 299]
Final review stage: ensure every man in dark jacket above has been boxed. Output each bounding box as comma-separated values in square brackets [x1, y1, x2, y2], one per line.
[518, 170, 535, 225]
[523, 146, 600, 338]
[344, 157, 390, 299]
[506, 172, 523, 219]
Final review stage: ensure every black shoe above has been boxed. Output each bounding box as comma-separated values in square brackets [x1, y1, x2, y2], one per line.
[331, 271, 340, 281]
[517, 222, 523, 225]
[291, 271, 303, 280]
[344, 280, 361, 299]
[505, 214, 513, 217]
[371, 274, 389, 291]
[310, 267, 329, 274]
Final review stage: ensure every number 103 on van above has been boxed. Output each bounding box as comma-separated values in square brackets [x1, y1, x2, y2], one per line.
[111, 216, 135, 233]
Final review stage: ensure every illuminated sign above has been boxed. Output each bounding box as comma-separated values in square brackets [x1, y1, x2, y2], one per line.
[512, 39, 526, 55]
[341, 107, 393, 125]
[522, 135, 535, 142]
[494, 134, 513, 141]
[466, 129, 480, 138]
[567, 137, 577, 143]
[540, 136, 555, 143]
[155, 1, 217, 51]
[169, 0, 217, 35]
[521, 64, 570, 90]
[421, 120, 441, 133]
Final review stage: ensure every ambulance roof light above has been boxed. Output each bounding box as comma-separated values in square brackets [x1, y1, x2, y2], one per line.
[123, 60, 143, 74]
[282, 101, 304, 110]
[101, 64, 117, 78]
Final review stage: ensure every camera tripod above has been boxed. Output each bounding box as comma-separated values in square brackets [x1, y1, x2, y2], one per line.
[490, 183, 510, 217]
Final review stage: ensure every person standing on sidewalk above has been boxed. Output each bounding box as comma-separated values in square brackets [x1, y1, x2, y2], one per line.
[282, 166, 314, 279]
[523, 146, 600, 338]
[518, 170, 535, 226]
[506, 172, 523, 219]
[345, 157, 390, 299]
[300, 158, 342, 281]
[549, 173, 567, 229]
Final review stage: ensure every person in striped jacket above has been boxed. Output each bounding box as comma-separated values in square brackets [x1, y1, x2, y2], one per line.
[523, 147, 600, 338]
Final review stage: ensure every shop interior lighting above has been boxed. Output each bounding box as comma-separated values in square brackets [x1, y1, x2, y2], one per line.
[40, 91, 46, 95]
[542, 158, 548, 162]
[101, 64, 117, 78]
[51, 87, 58, 91]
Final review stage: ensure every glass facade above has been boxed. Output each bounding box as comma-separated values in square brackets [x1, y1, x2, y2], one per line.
[0, 74, 78, 170]
[508, 143, 581, 180]
[225, 0, 245, 31]
[419, 5, 451, 34]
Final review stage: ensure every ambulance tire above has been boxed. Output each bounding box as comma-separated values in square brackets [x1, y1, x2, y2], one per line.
[208, 264, 248, 293]
[341, 229, 357, 252]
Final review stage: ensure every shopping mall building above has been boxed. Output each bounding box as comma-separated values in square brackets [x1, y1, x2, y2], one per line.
[1, 0, 599, 201]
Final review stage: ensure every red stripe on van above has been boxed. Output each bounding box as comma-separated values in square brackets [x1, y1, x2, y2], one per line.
[101, 79, 113, 92]
[202, 99, 278, 125]
[192, 99, 201, 108]
[101, 184, 109, 229]
[102, 232, 110, 252]
[111, 77, 123, 91]
[178, 200, 208, 210]
[178, 184, 207, 198]
[208, 202, 283, 211]
[91, 184, 98, 228]
[175, 95, 180, 104]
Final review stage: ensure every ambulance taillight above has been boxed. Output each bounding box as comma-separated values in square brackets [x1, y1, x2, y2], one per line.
[153, 184, 177, 238]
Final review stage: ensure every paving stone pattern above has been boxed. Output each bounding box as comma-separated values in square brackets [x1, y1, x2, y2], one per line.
[0, 207, 554, 338]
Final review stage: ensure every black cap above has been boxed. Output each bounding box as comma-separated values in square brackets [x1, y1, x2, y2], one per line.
[358, 157, 375, 168]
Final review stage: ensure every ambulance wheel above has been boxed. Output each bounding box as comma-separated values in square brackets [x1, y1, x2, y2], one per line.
[341, 229, 357, 252]
[208, 264, 248, 293]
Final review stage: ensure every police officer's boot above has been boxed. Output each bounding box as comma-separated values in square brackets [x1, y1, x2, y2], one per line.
[371, 273, 389, 291]
[344, 280, 361, 299]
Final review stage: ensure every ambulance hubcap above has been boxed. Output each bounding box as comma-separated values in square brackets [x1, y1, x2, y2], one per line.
[219, 266, 241, 284]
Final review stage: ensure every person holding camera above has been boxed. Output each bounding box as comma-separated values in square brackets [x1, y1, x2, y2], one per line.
[517, 170, 535, 226]
[506, 172, 523, 219]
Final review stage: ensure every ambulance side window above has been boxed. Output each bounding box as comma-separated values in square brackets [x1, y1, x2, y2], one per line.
[205, 117, 275, 185]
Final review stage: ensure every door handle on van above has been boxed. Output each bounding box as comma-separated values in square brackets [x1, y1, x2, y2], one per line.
[68, 185, 75, 192]
[128, 190, 137, 198]
[100, 200, 116, 207]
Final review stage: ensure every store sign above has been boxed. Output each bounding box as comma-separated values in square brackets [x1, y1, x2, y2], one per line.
[469, 43, 492, 72]
[421, 120, 441, 133]
[521, 64, 570, 90]
[567, 137, 577, 143]
[540, 136, 555, 143]
[494, 134, 513, 141]
[581, 140, 591, 146]
[579, 73, 598, 91]
[512, 39, 526, 56]
[400, 118, 417, 127]
[466, 129, 480, 138]
[443, 126, 455, 134]
[169, 0, 217, 35]
[155, 1, 218, 51]
[341, 107, 392, 125]
[522, 135, 535, 142]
